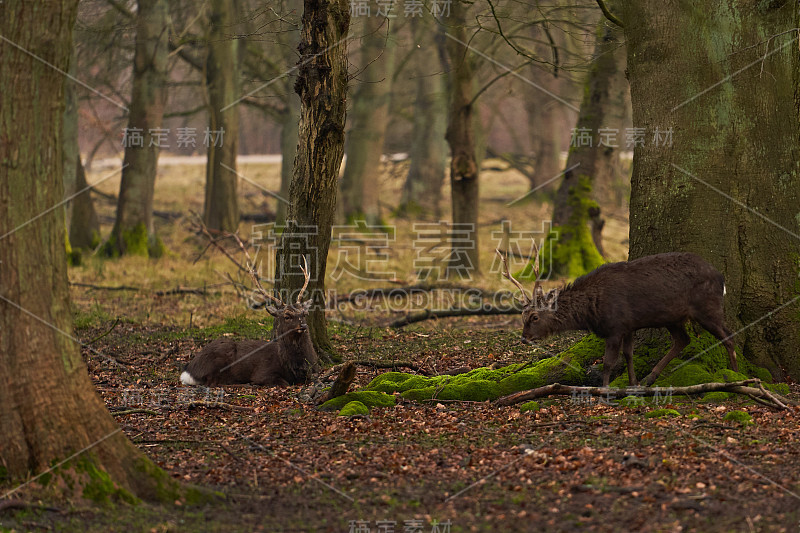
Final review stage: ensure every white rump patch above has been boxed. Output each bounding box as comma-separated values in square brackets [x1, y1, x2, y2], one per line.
[723, 284, 727, 296]
[180, 371, 199, 386]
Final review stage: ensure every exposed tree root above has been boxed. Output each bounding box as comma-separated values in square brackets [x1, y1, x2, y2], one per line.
[316, 362, 356, 404]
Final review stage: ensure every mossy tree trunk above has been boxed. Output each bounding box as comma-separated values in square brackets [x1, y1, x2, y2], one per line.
[444, 0, 480, 277]
[339, 16, 395, 225]
[543, 15, 622, 278]
[107, 0, 169, 257]
[0, 0, 177, 500]
[203, 0, 241, 233]
[275, 0, 350, 355]
[621, 0, 800, 379]
[399, 17, 448, 218]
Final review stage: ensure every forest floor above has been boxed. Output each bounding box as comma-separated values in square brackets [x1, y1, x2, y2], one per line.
[2, 159, 799, 532]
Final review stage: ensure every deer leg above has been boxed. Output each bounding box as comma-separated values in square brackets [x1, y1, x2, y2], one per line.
[697, 318, 738, 372]
[622, 333, 637, 386]
[601, 336, 623, 387]
[641, 325, 690, 387]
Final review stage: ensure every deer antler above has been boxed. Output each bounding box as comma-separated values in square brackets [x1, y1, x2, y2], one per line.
[496, 249, 531, 305]
[192, 214, 284, 308]
[297, 255, 311, 303]
[529, 239, 543, 299]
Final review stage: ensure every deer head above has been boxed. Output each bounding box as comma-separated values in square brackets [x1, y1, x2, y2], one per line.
[262, 256, 313, 343]
[497, 243, 559, 343]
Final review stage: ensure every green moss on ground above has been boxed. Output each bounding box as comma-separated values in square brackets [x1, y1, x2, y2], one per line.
[356, 328, 781, 406]
[645, 409, 681, 418]
[319, 391, 396, 411]
[520, 401, 540, 412]
[364, 335, 603, 403]
[339, 401, 369, 416]
[724, 410, 754, 426]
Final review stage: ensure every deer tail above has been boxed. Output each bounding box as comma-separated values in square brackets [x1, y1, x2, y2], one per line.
[180, 370, 200, 386]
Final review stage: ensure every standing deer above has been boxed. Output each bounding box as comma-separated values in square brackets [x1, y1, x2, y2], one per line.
[180, 258, 318, 387]
[497, 248, 738, 387]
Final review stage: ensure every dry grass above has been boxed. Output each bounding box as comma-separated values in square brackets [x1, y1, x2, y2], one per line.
[74, 158, 629, 328]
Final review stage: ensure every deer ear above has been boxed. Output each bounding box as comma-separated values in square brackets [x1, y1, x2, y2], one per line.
[265, 304, 283, 317]
[545, 289, 559, 309]
[300, 299, 312, 312]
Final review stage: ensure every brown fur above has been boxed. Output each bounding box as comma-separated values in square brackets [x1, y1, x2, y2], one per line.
[181, 301, 318, 387]
[518, 252, 738, 386]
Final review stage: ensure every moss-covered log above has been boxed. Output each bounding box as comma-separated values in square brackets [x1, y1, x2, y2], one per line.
[356, 329, 785, 405]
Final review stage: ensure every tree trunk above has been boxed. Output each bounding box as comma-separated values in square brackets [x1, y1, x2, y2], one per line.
[62, 45, 100, 252]
[444, 0, 480, 277]
[0, 0, 178, 500]
[203, 0, 241, 233]
[275, 0, 350, 355]
[276, 0, 302, 227]
[277, 90, 300, 226]
[106, 0, 169, 257]
[621, 1, 800, 379]
[542, 16, 622, 278]
[526, 99, 562, 191]
[339, 16, 395, 225]
[399, 17, 448, 218]
[70, 158, 101, 250]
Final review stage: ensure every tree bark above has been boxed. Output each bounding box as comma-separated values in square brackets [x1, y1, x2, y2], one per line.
[0, 0, 177, 500]
[543, 15, 622, 278]
[526, 98, 562, 191]
[107, 0, 169, 257]
[275, 0, 350, 355]
[444, 0, 480, 277]
[62, 44, 100, 252]
[275, 0, 302, 227]
[277, 90, 301, 226]
[339, 16, 395, 224]
[70, 158, 101, 250]
[621, 1, 800, 380]
[203, 0, 241, 233]
[399, 17, 448, 218]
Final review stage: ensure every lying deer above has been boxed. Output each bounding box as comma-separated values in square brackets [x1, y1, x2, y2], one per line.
[180, 258, 318, 387]
[497, 248, 738, 387]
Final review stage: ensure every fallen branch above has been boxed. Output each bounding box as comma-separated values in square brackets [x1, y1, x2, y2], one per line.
[185, 401, 253, 412]
[70, 282, 139, 291]
[85, 317, 120, 345]
[352, 360, 427, 373]
[496, 379, 792, 410]
[111, 408, 158, 416]
[0, 499, 62, 514]
[71, 281, 227, 296]
[334, 283, 476, 303]
[390, 305, 521, 328]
